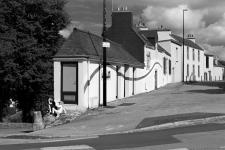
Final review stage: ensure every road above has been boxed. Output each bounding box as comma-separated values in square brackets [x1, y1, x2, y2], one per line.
[1, 123, 225, 150]
[26, 83, 225, 138]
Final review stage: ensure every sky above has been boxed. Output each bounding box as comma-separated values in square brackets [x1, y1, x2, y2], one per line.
[62, 0, 225, 60]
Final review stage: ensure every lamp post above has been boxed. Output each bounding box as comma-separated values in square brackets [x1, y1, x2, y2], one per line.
[102, 0, 107, 106]
[182, 9, 188, 82]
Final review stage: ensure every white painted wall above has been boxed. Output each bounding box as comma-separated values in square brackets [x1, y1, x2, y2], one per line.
[79, 61, 88, 108]
[54, 61, 61, 103]
[171, 42, 182, 82]
[125, 67, 133, 97]
[88, 63, 100, 108]
[134, 46, 168, 95]
[213, 67, 224, 81]
[157, 30, 172, 41]
[183, 45, 205, 82]
[117, 66, 125, 99]
[203, 55, 214, 81]
[107, 65, 117, 102]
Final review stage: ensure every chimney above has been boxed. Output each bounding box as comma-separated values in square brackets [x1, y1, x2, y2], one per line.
[187, 34, 196, 43]
[112, 11, 133, 28]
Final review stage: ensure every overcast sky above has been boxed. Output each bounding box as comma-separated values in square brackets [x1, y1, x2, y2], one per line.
[63, 0, 225, 60]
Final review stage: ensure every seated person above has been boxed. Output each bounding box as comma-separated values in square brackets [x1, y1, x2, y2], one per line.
[52, 101, 66, 118]
[9, 98, 15, 108]
[48, 97, 55, 114]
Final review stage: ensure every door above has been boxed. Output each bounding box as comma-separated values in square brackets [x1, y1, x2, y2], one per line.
[61, 63, 78, 104]
[172, 68, 175, 82]
[155, 70, 158, 90]
[209, 71, 212, 81]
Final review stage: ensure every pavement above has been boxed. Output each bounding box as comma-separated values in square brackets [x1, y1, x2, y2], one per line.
[1, 82, 225, 143]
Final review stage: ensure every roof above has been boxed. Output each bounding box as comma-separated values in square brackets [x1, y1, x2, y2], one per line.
[214, 61, 225, 67]
[217, 60, 225, 67]
[133, 28, 155, 48]
[158, 44, 171, 56]
[105, 26, 145, 64]
[55, 28, 144, 68]
[138, 30, 157, 48]
[158, 39, 182, 46]
[204, 53, 214, 57]
[171, 34, 204, 50]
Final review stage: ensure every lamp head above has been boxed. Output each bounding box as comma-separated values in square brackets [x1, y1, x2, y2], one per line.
[183, 9, 188, 12]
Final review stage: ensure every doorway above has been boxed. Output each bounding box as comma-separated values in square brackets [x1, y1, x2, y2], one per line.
[155, 70, 158, 90]
[61, 62, 78, 104]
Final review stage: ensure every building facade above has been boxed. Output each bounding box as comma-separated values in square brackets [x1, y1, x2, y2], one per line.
[53, 10, 224, 109]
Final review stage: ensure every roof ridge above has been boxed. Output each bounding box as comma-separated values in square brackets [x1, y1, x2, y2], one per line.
[73, 28, 126, 49]
[171, 34, 204, 50]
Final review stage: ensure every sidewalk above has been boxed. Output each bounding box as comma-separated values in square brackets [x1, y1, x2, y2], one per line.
[2, 83, 225, 139]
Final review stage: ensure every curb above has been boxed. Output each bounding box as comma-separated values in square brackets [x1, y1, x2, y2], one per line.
[0, 123, 32, 129]
[119, 115, 225, 134]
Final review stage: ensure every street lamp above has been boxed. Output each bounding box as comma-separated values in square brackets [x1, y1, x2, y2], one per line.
[182, 9, 188, 82]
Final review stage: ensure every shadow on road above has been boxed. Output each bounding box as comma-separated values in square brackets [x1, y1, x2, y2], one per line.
[186, 81, 225, 88]
[136, 112, 225, 129]
[186, 88, 225, 94]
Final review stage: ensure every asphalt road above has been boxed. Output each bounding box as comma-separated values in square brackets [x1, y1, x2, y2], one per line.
[1, 123, 225, 150]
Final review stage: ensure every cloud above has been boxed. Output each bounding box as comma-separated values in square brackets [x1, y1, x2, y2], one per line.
[202, 44, 225, 60]
[142, 5, 207, 33]
[59, 21, 102, 38]
[197, 13, 225, 46]
[64, 0, 225, 60]
[141, 3, 225, 59]
[59, 21, 84, 38]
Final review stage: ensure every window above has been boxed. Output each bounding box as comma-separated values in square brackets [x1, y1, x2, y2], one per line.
[62, 63, 78, 104]
[193, 49, 195, 60]
[187, 47, 189, 60]
[169, 60, 171, 75]
[198, 65, 200, 77]
[187, 64, 189, 76]
[193, 65, 195, 76]
[206, 56, 209, 68]
[163, 57, 167, 74]
[198, 50, 200, 62]
[176, 48, 178, 61]
[146, 52, 151, 69]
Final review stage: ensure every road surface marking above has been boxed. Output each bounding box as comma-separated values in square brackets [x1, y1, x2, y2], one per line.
[168, 148, 189, 150]
[41, 145, 95, 150]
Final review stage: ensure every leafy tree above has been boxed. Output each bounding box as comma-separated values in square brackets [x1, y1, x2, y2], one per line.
[0, 0, 69, 122]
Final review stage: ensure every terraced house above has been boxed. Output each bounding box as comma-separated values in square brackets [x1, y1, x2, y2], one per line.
[53, 9, 224, 109]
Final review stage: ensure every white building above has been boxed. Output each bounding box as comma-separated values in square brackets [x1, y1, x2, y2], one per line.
[171, 34, 205, 82]
[53, 10, 224, 109]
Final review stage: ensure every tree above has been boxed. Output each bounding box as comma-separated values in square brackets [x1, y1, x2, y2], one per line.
[0, 0, 69, 122]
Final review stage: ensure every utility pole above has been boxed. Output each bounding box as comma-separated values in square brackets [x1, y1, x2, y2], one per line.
[182, 9, 188, 82]
[102, 0, 107, 106]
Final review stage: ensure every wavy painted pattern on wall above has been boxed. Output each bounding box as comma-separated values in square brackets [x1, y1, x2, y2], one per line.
[84, 62, 162, 92]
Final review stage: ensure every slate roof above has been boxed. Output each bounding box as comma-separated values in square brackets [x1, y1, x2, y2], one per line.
[55, 28, 144, 68]
[217, 60, 225, 67]
[158, 44, 171, 56]
[171, 34, 204, 50]
[204, 53, 214, 57]
[138, 30, 157, 48]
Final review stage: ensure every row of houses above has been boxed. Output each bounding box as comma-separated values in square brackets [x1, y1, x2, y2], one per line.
[53, 10, 224, 109]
